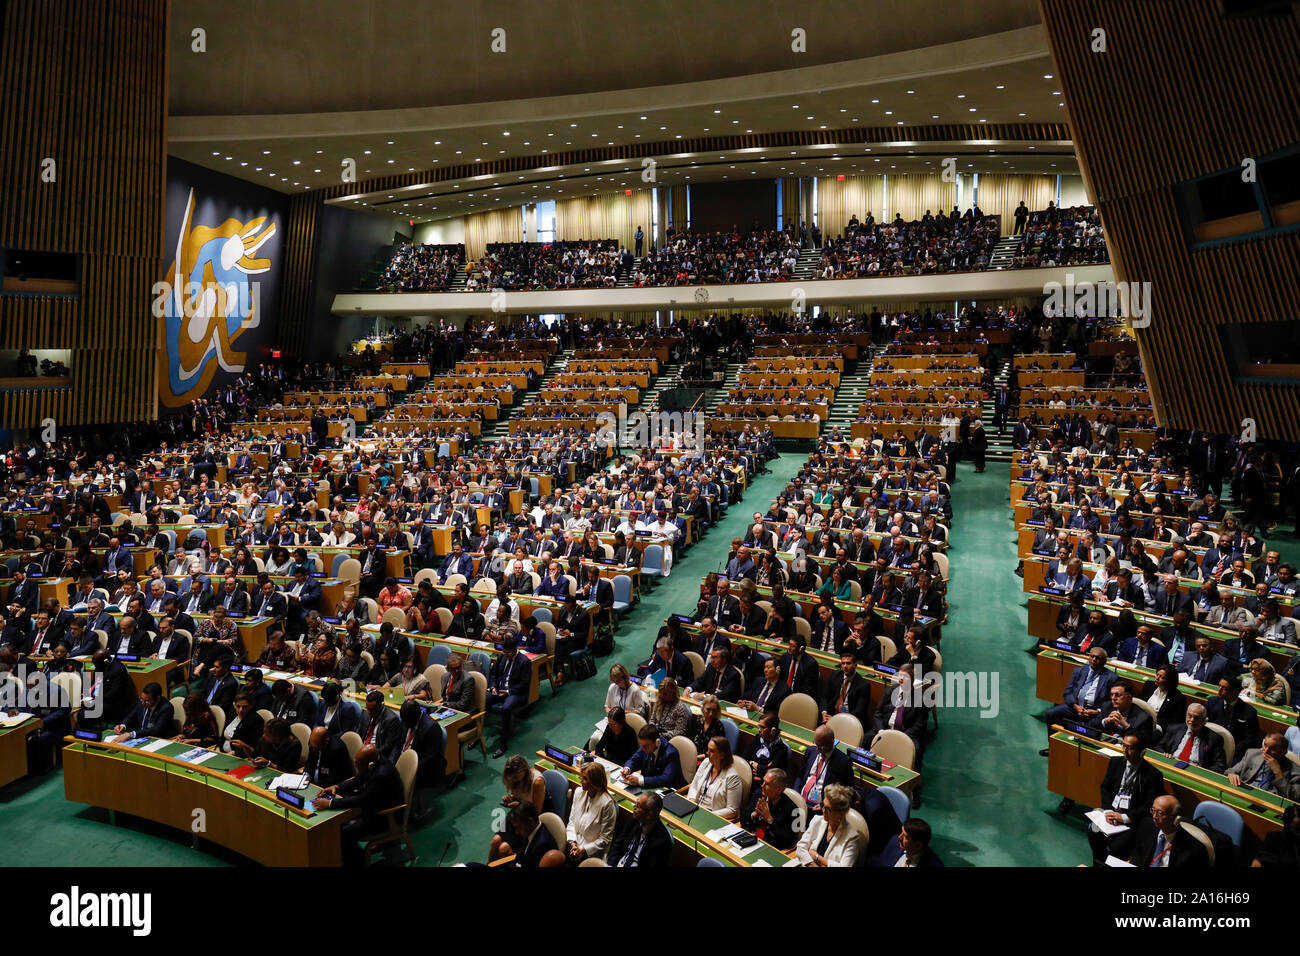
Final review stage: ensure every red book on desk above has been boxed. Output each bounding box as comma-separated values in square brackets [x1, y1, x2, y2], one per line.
[226, 764, 257, 780]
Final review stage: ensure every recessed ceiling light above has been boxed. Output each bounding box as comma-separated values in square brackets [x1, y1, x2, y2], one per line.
[932, 114, 939, 119]
[1044, 74, 1054, 79]
[906, 90, 915, 94]
[240, 161, 247, 166]
[570, 123, 577, 127]
[885, 111, 892, 115]
[969, 108, 977, 112]
[1019, 112, 1026, 117]
[211, 151, 219, 156]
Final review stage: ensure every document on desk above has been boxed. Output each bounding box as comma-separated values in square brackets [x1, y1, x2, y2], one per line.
[593, 718, 608, 734]
[1085, 809, 1130, 836]
[264, 671, 295, 681]
[724, 706, 749, 719]
[0, 712, 35, 728]
[176, 747, 217, 765]
[1105, 855, 1136, 867]
[269, 772, 309, 791]
[288, 675, 317, 685]
[706, 823, 744, 842]
[139, 738, 172, 753]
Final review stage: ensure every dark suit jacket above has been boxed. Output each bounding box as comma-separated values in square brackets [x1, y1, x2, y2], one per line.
[741, 676, 788, 714]
[1087, 702, 1154, 746]
[1205, 697, 1262, 751]
[778, 652, 820, 698]
[821, 671, 873, 726]
[98, 658, 137, 725]
[110, 630, 152, 657]
[607, 818, 673, 867]
[403, 713, 446, 785]
[488, 651, 531, 698]
[690, 664, 742, 702]
[743, 734, 790, 779]
[330, 757, 403, 819]
[1099, 755, 1165, 821]
[642, 650, 693, 685]
[227, 708, 264, 752]
[872, 687, 928, 745]
[316, 698, 362, 735]
[217, 589, 250, 616]
[151, 631, 191, 661]
[250, 591, 288, 619]
[201, 672, 239, 713]
[1158, 723, 1228, 773]
[1117, 638, 1168, 669]
[1128, 817, 1209, 867]
[739, 791, 800, 850]
[121, 698, 176, 738]
[305, 736, 354, 789]
[869, 834, 944, 868]
[1179, 653, 1229, 686]
[515, 822, 559, 867]
[792, 744, 853, 798]
[1138, 682, 1187, 731]
[358, 707, 404, 761]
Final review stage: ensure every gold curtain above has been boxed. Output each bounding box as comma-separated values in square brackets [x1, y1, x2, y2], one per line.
[464, 207, 524, 260]
[781, 178, 802, 230]
[885, 175, 957, 223]
[669, 185, 688, 233]
[815, 175, 885, 240]
[975, 174, 1057, 235]
[554, 190, 654, 249]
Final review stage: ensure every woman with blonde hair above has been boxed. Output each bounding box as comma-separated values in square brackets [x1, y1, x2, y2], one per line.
[685, 735, 744, 820]
[643, 676, 690, 740]
[795, 783, 861, 867]
[564, 762, 617, 864]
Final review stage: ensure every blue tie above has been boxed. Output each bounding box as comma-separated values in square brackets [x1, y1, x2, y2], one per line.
[1149, 832, 1166, 867]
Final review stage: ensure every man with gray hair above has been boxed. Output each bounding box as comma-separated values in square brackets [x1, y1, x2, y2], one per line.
[1157, 702, 1226, 773]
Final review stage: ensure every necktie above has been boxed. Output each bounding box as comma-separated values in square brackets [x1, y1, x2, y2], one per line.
[365, 720, 376, 744]
[1178, 731, 1195, 762]
[786, 660, 796, 689]
[801, 753, 823, 801]
[1193, 658, 1206, 681]
[757, 683, 771, 708]
[836, 677, 850, 713]
[402, 727, 415, 752]
[1254, 763, 1275, 790]
[1149, 832, 1167, 867]
[892, 696, 905, 729]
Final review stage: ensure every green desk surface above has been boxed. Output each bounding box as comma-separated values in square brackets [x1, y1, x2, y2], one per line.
[64, 738, 347, 829]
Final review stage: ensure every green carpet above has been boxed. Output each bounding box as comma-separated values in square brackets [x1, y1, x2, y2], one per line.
[4, 453, 1294, 866]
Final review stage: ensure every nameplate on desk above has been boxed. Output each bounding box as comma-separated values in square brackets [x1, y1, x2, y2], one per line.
[672, 614, 695, 626]
[73, 728, 101, 741]
[875, 664, 898, 675]
[1053, 641, 1076, 652]
[1068, 723, 1109, 742]
[28, 572, 42, 578]
[276, 788, 310, 810]
[848, 748, 882, 772]
[1040, 586, 1066, 596]
[116, 654, 140, 663]
[544, 745, 576, 766]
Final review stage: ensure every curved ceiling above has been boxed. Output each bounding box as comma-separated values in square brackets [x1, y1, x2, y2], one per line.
[170, 0, 1041, 116]
[169, 23, 1079, 217]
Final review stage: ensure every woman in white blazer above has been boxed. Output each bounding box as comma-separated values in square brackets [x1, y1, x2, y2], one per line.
[565, 762, 618, 863]
[796, 784, 862, 867]
[686, 735, 744, 820]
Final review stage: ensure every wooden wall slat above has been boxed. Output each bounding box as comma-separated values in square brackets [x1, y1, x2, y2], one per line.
[1040, 0, 1300, 441]
[0, 0, 167, 430]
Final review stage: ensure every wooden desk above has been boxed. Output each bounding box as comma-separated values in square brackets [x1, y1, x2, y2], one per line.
[62, 737, 354, 865]
[0, 717, 36, 788]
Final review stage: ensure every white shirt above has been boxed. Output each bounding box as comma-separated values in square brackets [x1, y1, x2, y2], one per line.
[604, 681, 646, 715]
[565, 789, 617, 859]
[686, 763, 743, 818]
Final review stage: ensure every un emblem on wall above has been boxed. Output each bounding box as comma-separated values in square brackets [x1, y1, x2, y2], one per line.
[694, 287, 709, 303]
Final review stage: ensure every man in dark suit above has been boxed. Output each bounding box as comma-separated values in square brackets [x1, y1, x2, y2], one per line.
[1128, 795, 1209, 867]
[697, 578, 742, 631]
[639, 637, 693, 684]
[108, 615, 151, 658]
[357, 690, 403, 760]
[1087, 733, 1166, 863]
[621, 725, 686, 789]
[739, 767, 800, 851]
[793, 724, 853, 811]
[821, 651, 873, 728]
[199, 654, 239, 712]
[177, 579, 213, 617]
[487, 634, 531, 758]
[1088, 682, 1154, 746]
[1152, 575, 1195, 618]
[150, 616, 190, 661]
[1179, 635, 1229, 686]
[250, 580, 288, 621]
[607, 791, 673, 867]
[282, 567, 322, 633]
[691, 618, 731, 660]
[5, 568, 39, 616]
[312, 744, 403, 866]
[902, 571, 944, 619]
[1228, 733, 1300, 799]
[689, 647, 743, 702]
[1116, 624, 1168, 669]
[1042, 647, 1118, 756]
[437, 542, 474, 584]
[507, 802, 559, 867]
[83, 649, 136, 728]
[396, 700, 445, 790]
[1157, 702, 1227, 773]
[870, 818, 945, 867]
[315, 681, 361, 735]
[304, 727, 354, 790]
[109, 682, 175, 741]
[810, 603, 849, 655]
[270, 678, 317, 727]
[737, 657, 788, 715]
[216, 578, 250, 616]
[779, 636, 820, 699]
[21, 610, 63, 657]
[1206, 677, 1262, 753]
[742, 711, 790, 779]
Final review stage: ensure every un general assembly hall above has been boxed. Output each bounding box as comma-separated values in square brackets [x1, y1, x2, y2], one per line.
[1, 0, 1299, 924]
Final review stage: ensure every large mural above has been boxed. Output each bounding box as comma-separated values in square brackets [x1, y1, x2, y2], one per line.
[158, 158, 285, 409]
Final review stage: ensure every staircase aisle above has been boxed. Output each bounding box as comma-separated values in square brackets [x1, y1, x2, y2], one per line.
[822, 346, 877, 436]
[477, 348, 570, 443]
[981, 357, 1014, 463]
